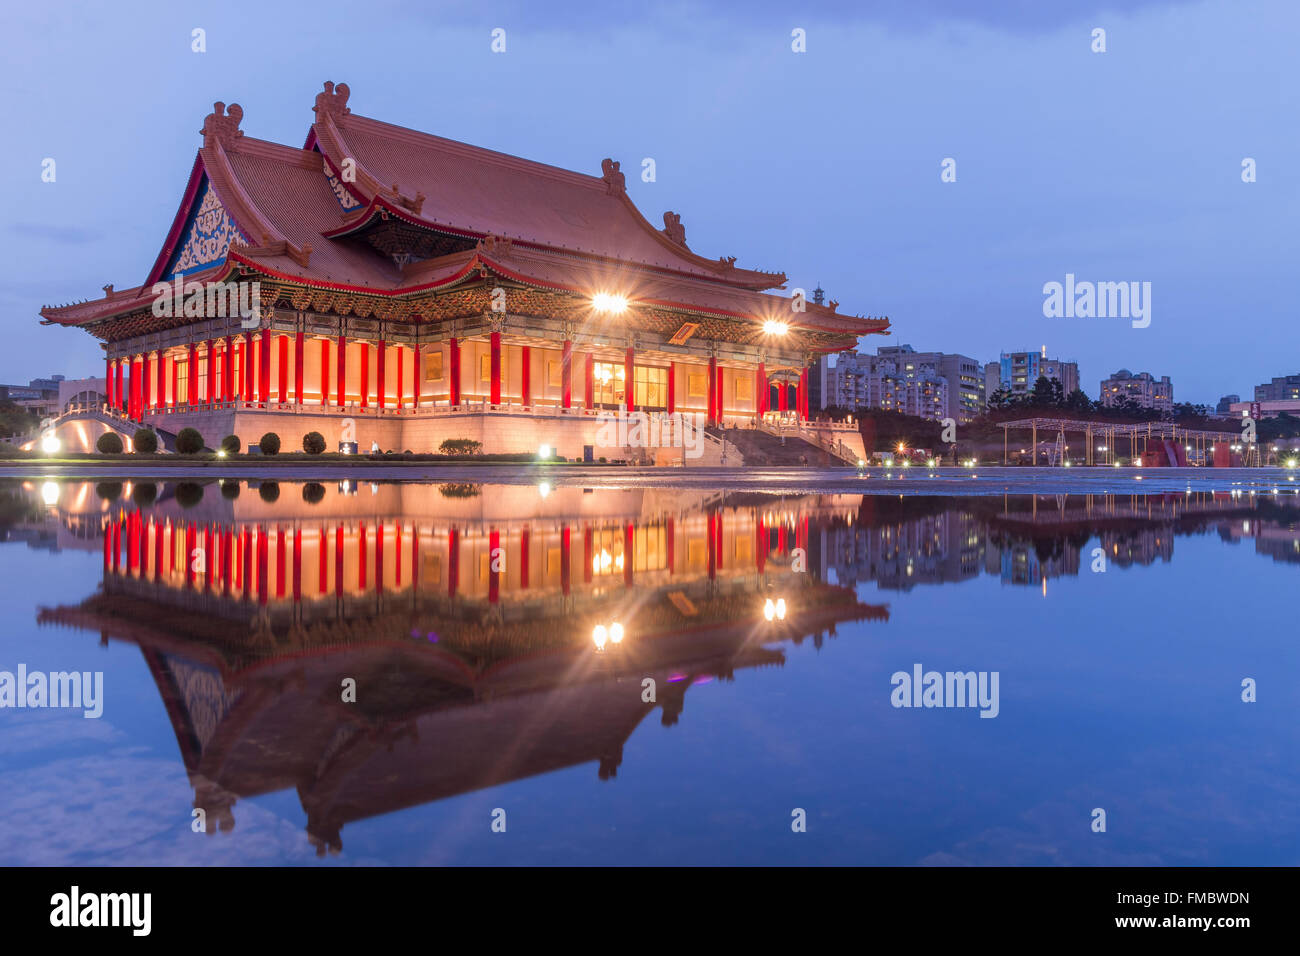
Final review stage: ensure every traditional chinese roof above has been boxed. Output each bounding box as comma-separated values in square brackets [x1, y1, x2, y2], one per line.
[41, 82, 890, 348]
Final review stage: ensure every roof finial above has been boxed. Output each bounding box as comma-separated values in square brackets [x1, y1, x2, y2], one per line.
[314, 81, 351, 119]
[662, 211, 686, 246]
[600, 158, 625, 195]
[200, 102, 244, 150]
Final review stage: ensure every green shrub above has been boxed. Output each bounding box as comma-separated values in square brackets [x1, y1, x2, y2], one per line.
[302, 482, 326, 504]
[259, 432, 281, 456]
[96, 432, 123, 455]
[438, 483, 482, 498]
[258, 481, 280, 503]
[302, 431, 326, 455]
[220, 434, 241, 455]
[131, 482, 157, 507]
[438, 438, 482, 456]
[175, 482, 204, 508]
[176, 428, 204, 454]
[220, 480, 240, 500]
[95, 481, 122, 501]
[133, 429, 158, 454]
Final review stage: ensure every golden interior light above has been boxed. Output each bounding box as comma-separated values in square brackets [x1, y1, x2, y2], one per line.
[592, 292, 628, 314]
[762, 319, 789, 335]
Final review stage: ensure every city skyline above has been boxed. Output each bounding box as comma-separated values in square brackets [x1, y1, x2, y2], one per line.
[4, 0, 1296, 405]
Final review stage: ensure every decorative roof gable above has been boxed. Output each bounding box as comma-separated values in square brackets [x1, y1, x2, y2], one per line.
[165, 179, 247, 279]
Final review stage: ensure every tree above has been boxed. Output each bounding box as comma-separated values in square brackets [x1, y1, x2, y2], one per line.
[302, 431, 326, 455]
[176, 427, 204, 454]
[1029, 375, 1057, 409]
[1064, 389, 1092, 414]
[96, 432, 124, 454]
[259, 432, 281, 455]
[986, 386, 1018, 411]
[220, 434, 241, 454]
[133, 429, 158, 453]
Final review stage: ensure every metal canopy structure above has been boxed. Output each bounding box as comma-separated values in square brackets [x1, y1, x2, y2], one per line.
[997, 417, 1244, 466]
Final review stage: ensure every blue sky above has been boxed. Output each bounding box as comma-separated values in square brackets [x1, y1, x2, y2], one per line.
[2, 0, 1295, 403]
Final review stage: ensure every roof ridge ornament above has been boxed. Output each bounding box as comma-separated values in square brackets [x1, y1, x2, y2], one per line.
[600, 158, 625, 195]
[662, 211, 686, 247]
[314, 81, 351, 120]
[476, 235, 514, 259]
[389, 182, 425, 215]
[200, 102, 244, 151]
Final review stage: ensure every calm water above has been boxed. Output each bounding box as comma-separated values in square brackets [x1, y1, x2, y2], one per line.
[0, 478, 1296, 866]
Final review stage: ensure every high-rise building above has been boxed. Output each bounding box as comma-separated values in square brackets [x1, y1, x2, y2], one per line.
[1254, 374, 1300, 402]
[814, 351, 947, 421]
[995, 348, 1079, 398]
[1099, 369, 1173, 413]
[875, 344, 985, 422]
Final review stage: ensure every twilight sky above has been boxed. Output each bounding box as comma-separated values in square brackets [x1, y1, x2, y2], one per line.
[1, 0, 1295, 403]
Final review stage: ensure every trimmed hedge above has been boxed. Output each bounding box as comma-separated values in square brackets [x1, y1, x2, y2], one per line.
[302, 431, 326, 455]
[133, 429, 158, 454]
[438, 438, 483, 455]
[176, 428, 204, 454]
[259, 432, 281, 456]
[220, 434, 241, 455]
[96, 432, 123, 455]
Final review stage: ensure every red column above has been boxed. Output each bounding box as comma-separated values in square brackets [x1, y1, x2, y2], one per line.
[243, 337, 255, 402]
[133, 357, 143, 417]
[624, 346, 635, 413]
[185, 345, 196, 406]
[377, 339, 386, 409]
[561, 340, 572, 409]
[778, 376, 789, 412]
[757, 362, 767, 416]
[105, 357, 113, 409]
[336, 334, 347, 407]
[277, 334, 288, 404]
[412, 343, 421, 408]
[395, 345, 403, 409]
[224, 336, 233, 403]
[489, 332, 501, 405]
[520, 346, 531, 407]
[115, 360, 124, 412]
[259, 329, 271, 403]
[294, 331, 304, 405]
[359, 342, 370, 409]
[207, 342, 218, 403]
[449, 338, 460, 405]
[583, 352, 594, 408]
[142, 353, 152, 411]
[707, 356, 718, 425]
[667, 362, 676, 414]
[320, 339, 330, 406]
[715, 360, 724, 424]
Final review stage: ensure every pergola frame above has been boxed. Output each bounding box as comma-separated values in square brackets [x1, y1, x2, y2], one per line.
[998, 417, 1243, 466]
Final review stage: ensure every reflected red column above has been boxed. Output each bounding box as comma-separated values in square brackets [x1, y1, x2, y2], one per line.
[411, 525, 419, 593]
[127, 512, 139, 573]
[276, 526, 286, 599]
[335, 525, 344, 598]
[204, 524, 214, 591]
[756, 516, 767, 574]
[583, 527, 593, 584]
[102, 521, 111, 571]
[394, 525, 402, 589]
[488, 529, 500, 604]
[778, 524, 787, 554]
[185, 522, 196, 588]
[624, 522, 634, 587]
[448, 527, 459, 597]
[319, 527, 327, 593]
[520, 527, 529, 589]
[667, 518, 675, 574]
[154, 519, 165, 582]
[561, 526, 571, 595]
[112, 517, 121, 572]
[242, 527, 253, 601]
[293, 529, 302, 602]
[715, 510, 724, 572]
[376, 523, 384, 595]
[358, 522, 367, 591]
[221, 529, 232, 595]
[257, 526, 268, 605]
[712, 512, 722, 580]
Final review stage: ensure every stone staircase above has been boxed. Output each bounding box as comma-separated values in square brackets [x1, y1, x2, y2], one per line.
[705, 426, 847, 466]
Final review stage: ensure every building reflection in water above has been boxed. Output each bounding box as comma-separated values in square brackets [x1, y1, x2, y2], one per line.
[30, 480, 890, 856]
[18, 480, 1298, 856]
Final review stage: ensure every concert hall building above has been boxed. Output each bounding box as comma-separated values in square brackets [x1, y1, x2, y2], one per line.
[41, 81, 886, 461]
